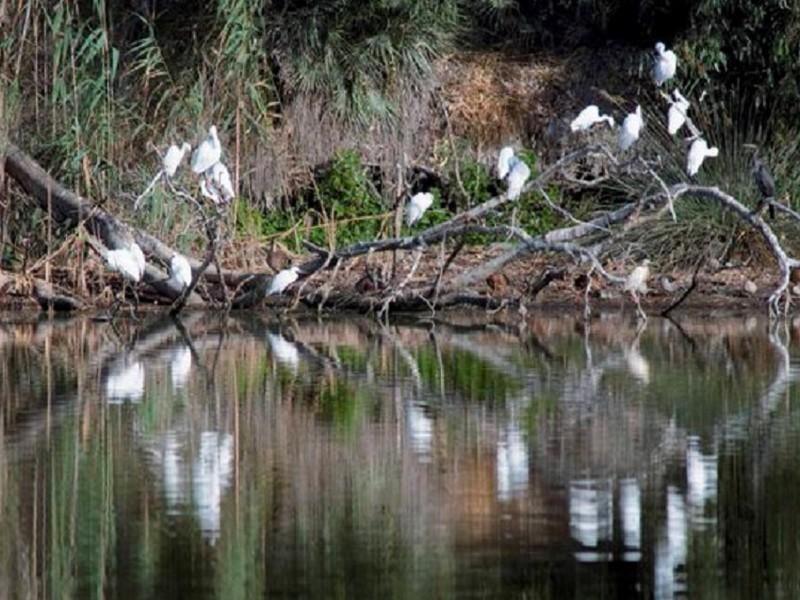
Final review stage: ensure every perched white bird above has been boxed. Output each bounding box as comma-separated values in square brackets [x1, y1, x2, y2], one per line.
[163, 142, 191, 178]
[200, 178, 223, 205]
[496, 146, 515, 180]
[170, 253, 193, 289]
[106, 248, 142, 283]
[268, 266, 300, 295]
[209, 162, 235, 202]
[570, 105, 615, 132]
[654, 42, 677, 87]
[405, 192, 434, 226]
[506, 157, 530, 200]
[191, 126, 222, 174]
[624, 259, 650, 296]
[130, 241, 146, 279]
[618, 105, 644, 152]
[687, 138, 719, 176]
[667, 90, 690, 135]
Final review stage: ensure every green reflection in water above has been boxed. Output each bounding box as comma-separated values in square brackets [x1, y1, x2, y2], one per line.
[1, 314, 800, 598]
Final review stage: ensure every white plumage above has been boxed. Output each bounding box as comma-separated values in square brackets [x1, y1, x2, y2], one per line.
[654, 42, 677, 86]
[130, 241, 146, 279]
[170, 253, 193, 289]
[191, 126, 222, 174]
[209, 162, 235, 202]
[687, 138, 719, 176]
[106, 248, 142, 283]
[200, 178, 223, 205]
[268, 266, 300, 295]
[496, 146, 515, 180]
[667, 90, 690, 135]
[163, 142, 191, 177]
[570, 105, 615, 132]
[618, 105, 643, 152]
[624, 259, 650, 295]
[506, 157, 530, 200]
[405, 192, 434, 226]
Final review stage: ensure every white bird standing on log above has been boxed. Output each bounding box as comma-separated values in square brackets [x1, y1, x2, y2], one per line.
[106, 246, 143, 284]
[654, 42, 677, 87]
[163, 143, 191, 178]
[191, 126, 222, 174]
[130, 241, 146, 280]
[667, 90, 690, 135]
[405, 192, 434, 226]
[618, 105, 643, 152]
[209, 162, 235, 202]
[624, 258, 650, 319]
[506, 157, 530, 200]
[570, 105, 615, 132]
[170, 253, 193, 290]
[268, 266, 300, 296]
[496, 146, 515, 180]
[687, 138, 719, 176]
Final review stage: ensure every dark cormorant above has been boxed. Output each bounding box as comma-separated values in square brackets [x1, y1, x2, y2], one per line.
[753, 153, 776, 218]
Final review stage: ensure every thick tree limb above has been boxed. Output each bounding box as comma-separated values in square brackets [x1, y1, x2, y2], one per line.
[4, 143, 203, 305]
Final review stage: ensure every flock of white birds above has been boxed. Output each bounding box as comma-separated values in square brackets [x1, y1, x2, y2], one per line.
[104, 42, 720, 311]
[568, 41, 718, 176]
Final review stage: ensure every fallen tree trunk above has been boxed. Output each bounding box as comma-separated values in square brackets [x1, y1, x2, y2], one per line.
[3, 144, 204, 305]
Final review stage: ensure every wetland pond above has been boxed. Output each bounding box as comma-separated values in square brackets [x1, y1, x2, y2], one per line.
[1, 311, 799, 598]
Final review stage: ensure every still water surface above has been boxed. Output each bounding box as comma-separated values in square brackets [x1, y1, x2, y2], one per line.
[1, 312, 799, 598]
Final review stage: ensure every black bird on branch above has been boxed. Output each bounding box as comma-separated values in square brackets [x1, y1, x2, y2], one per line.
[749, 147, 776, 218]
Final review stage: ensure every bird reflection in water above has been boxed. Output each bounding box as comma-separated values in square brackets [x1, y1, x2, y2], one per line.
[170, 346, 192, 390]
[569, 478, 614, 562]
[105, 359, 145, 403]
[496, 426, 529, 501]
[156, 430, 234, 545]
[266, 332, 300, 372]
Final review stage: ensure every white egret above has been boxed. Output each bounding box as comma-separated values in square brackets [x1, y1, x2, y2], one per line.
[209, 161, 235, 202]
[405, 191, 434, 226]
[163, 142, 191, 178]
[506, 156, 530, 200]
[130, 241, 146, 280]
[624, 258, 650, 319]
[496, 146, 515, 180]
[200, 178, 223, 205]
[654, 42, 677, 86]
[618, 105, 643, 152]
[570, 105, 615, 132]
[687, 138, 719, 176]
[170, 253, 193, 290]
[191, 125, 222, 174]
[667, 90, 690, 135]
[106, 247, 142, 284]
[267, 265, 300, 295]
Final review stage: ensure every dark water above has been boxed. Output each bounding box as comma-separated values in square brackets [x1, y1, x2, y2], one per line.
[1, 312, 799, 598]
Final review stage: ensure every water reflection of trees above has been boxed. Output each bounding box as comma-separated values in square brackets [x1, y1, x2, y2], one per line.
[0, 313, 798, 597]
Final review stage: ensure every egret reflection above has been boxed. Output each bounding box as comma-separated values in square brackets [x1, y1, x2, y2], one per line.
[406, 400, 433, 461]
[105, 359, 145, 403]
[619, 478, 642, 560]
[267, 331, 300, 371]
[170, 346, 192, 390]
[496, 426, 529, 501]
[569, 479, 614, 561]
